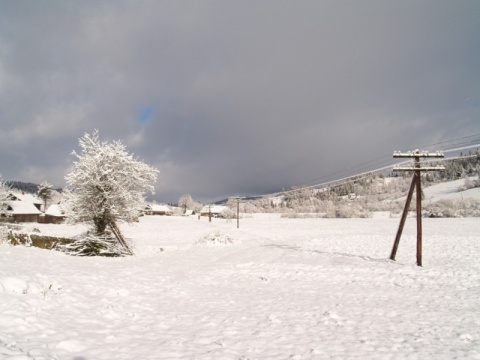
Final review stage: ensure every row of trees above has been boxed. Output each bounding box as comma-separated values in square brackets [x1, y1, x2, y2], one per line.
[237, 150, 480, 217]
[179, 151, 477, 218]
[177, 194, 203, 213]
[2, 140, 479, 237]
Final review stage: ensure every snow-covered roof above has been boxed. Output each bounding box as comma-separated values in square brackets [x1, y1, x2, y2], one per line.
[45, 204, 66, 217]
[146, 204, 172, 212]
[9, 191, 43, 205]
[7, 200, 42, 215]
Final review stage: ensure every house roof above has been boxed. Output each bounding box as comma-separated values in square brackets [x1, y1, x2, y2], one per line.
[45, 204, 65, 217]
[7, 200, 42, 215]
[146, 204, 172, 212]
[8, 192, 43, 205]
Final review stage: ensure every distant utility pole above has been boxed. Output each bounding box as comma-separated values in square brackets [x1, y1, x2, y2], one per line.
[390, 150, 444, 266]
[231, 197, 245, 228]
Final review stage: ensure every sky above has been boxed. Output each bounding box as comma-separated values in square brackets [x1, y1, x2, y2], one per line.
[1, 1, 479, 203]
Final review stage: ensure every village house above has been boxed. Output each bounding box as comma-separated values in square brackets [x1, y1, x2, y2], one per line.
[4, 192, 43, 223]
[199, 205, 228, 218]
[42, 204, 66, 224]
[144, 204, 173, 216]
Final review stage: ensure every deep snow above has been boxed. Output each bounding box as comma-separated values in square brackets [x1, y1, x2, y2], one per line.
[1, 214, 479, 360]
[422, 177, 480, 202]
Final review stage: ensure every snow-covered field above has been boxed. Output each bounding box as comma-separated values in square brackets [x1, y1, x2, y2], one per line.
[1, 214, 479, 359]
[422, 177, 480, 202]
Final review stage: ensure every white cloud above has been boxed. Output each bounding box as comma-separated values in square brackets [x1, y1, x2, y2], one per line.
[10, 103, 95, 143]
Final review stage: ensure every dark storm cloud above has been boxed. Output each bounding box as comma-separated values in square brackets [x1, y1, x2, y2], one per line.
[1, 1, 479, 203]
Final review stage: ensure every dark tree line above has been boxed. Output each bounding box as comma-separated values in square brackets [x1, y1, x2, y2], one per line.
[6, 181, 62, 194]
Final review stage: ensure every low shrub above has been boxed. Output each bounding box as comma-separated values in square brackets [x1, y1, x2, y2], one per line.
[196, 231, 237, 245]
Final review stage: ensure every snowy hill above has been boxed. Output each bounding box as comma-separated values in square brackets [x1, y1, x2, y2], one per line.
[422, 176, 480, 202]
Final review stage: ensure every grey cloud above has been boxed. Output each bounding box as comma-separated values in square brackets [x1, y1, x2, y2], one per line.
[1, 1, 479, 203]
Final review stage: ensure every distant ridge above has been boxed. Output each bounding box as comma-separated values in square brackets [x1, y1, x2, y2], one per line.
[5, 181, 62, 194]
[5, 181, 39, 194]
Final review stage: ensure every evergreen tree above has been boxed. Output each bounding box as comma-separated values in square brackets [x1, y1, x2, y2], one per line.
[37, 181, 53, 212]
[0, 177, 11, 215]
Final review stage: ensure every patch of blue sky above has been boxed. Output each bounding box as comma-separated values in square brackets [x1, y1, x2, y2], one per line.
[139, 106, 155, 124]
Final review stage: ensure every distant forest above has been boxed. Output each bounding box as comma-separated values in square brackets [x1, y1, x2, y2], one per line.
[6, 181, 62, 194]
[4, 149, 479, 218]
[242, 149, 480, 218]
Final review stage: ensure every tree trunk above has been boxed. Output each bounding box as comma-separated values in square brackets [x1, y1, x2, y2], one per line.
[93, 216, 108, 236]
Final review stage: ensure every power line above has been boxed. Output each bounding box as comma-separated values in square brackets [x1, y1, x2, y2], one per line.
[442, 143, 480, 154]
[405, 133, 480, 151]
[255, 141, 479, 199]
[300, 135, 480, 188]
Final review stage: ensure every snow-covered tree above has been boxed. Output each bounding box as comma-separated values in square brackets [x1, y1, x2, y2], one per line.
[64, 130, 159, 236]
[37, 181, 53, 212]
[0, 177, 10, 215]
[178, 194, 194, 212]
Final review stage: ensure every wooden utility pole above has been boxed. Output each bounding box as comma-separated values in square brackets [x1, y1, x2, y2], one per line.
[390, 150, 444, 266]
[231, 197, 245, 228]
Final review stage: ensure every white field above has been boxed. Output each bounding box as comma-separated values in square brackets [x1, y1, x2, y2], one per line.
[1, 213, 479, 360]
[422, 176, 480, 202]
[394, 176, 480, 204]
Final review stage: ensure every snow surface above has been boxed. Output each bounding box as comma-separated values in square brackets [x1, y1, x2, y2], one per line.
[394, 176, 480, 206]
[1, 214, 479, 359]
[422, 176, 480, 202]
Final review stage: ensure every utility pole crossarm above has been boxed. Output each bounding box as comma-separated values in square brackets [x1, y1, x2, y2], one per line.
[394, 166, 445, 172]
[393, 150, 444, 158]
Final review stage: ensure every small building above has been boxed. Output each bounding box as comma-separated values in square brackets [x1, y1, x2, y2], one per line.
[8, 192, 43, 211]
[5, 199, 42, 223]
[199, 205, 228, 218]
[144, 204, 173, 216]
[44, 204, 66, 224]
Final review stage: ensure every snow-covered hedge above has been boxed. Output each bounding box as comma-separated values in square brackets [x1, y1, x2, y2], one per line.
[3, 227, 131, 257]
[424, 199, 480, 218]
[458, 177, 480, 192]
